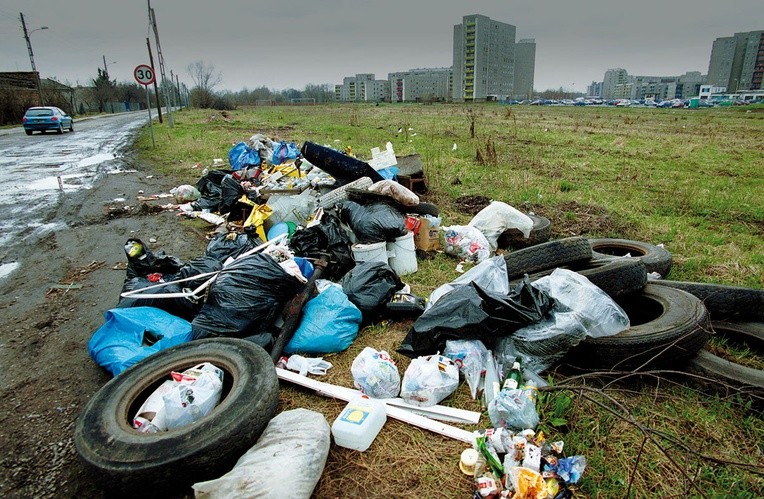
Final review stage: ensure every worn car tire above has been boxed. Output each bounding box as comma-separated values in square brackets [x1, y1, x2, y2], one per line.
[25, 129, 32, 136]
[511, 257, 647, 298]
[569, 284, 710, 369]
[74, 338, 279, 493]
[57, 123, 64, 134]
[69, 122, 74, 132]
[651, 280, 764, 321]
[504, 236, 592, 280]
[688, 321, 764, 393]
[589, 238, 672, 278]
[404, 201, 439, 217]
[496, 214, 552, 250]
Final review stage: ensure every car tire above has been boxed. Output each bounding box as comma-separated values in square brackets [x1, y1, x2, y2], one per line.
[588, 238, 672, 278]
[496, 214, 552, 250]
[57, 123, 64, 134]
[511, 257, 647, 298]
[74, 338, 279, 493]
[650, 280, 764, 321]
[504, 236, 592, 280]
[69, 122, 74, 132]
[569, 284, 710, 370]
[25, 129, 32, 136]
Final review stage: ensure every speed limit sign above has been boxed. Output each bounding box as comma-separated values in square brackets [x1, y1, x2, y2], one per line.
[134, 64, 156, 86]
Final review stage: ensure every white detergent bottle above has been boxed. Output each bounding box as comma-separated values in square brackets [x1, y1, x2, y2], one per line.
[331, 394, 387, 451]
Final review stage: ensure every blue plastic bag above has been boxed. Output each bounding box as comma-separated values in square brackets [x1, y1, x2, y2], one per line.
[284, 283, 362, 354]
[228, 142, 261, 171]
[272, 141, 301, 165]
[88, 307, 193, 376]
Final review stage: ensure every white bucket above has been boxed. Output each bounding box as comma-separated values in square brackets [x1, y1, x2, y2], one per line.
[351, 241, 388, 265]
[387, 232, 417, 276]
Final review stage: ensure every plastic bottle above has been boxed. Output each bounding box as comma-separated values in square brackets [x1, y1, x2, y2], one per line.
[331, 394, 387, 452]
[483, 352, 500, 408]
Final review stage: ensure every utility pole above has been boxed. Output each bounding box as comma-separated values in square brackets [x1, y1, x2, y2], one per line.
[20, 12, 46, 106]
[148, 1, 173, 127]
[146, 37, 163, 123]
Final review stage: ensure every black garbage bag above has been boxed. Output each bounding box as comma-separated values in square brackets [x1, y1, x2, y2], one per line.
[192, 169, 229, 211]
[301, 141, 384, 185]
[117, 276, 201, 322]
[204, 228, 264, 264]
[338, 200, 408, 244]
[178, 255, 224, 285]
[191, 253, 304, 341]
[289, 212, 355, 280]
[124, 238, 183, 281]
[220, 173, 246, 215]
[397, 278, 555, 358]
[341, 261, 403, 320]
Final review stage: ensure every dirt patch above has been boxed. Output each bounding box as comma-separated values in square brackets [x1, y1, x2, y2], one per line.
[453, 195, 490, 215]
[521, 201, 635, 239]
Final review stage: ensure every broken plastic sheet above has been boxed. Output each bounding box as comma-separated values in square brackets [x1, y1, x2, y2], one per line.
[398, 278, 554, 358]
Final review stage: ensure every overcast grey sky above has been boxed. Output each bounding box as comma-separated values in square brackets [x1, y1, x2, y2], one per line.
[1, 1, 762, 93]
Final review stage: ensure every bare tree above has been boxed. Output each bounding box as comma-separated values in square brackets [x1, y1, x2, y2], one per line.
[186, 61, 222, 92]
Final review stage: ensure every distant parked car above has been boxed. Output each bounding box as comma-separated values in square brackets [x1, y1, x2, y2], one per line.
[22, 106, 74, 135]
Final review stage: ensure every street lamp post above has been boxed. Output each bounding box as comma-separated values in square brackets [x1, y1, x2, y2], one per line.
[19, 12, 48, 105]
[102, 56, 117, 81]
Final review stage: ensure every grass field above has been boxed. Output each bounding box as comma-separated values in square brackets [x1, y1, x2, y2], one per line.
[137, 103, 763, 498]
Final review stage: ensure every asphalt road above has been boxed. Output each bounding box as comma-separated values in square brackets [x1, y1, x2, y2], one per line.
[0, 111, 150, 279]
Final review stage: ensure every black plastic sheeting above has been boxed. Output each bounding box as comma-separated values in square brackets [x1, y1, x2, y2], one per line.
[288, 212, 355, 280]
[397, 278, 555, 358]
[191, 253, 305, 342]
[338, 200, 408, 244]
[117, 276, 201, 321]
[204, 229, 264, 264]
[341, 261, 403, 320]
[301, 141, 384, 185]
[124, 238, 183, 281]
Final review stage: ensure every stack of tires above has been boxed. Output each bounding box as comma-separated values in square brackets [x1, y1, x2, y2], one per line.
[503, 233, 763, 394]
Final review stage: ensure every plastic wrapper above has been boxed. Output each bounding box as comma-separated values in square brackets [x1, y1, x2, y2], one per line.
[338, 200, 408, 244]
[442, 225, 491, 263]
[170, 184, 201, 203]
[341, 261, 403, 320]
[544, 455, 586, 484]
[284, 281, 362, 354]
[467, 201, 533, 252]
[351, 347, 401, 399]
[532, 268, 630, 338]
[400, 354, 459, 407]
[367, 179, 419, 206]
[507, 467, 547, 499]
[191, 253, 304, 341]
[444, 339, 488, 399]
[192, 409, 330, 499]
[284, 354, 333, 376]
[398, 278, 554, 358]
[488, 387, 540, 431]
[495, 310, 587, 374]
[426, 255, 509, 311]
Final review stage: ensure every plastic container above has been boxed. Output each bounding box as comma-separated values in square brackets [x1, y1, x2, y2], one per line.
[386, 232, 417, 275]
[331, 394, 387, 451]
[351, 241, 389, 266]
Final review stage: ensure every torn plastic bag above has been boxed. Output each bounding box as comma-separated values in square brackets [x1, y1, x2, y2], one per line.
[444, 339, 489, 399]
[228, 141, 261, 171]
[531, 268, 630, 338]
[272, 141, 301, 165]
[191, 253, 304, 341]
[300, 141, 384, 185]
[338, 200, 408, 244]
[426, 255, 509, 311]
[192, 409, 330, 499]
[488, 387, 539, 431]
[341, 261, 403, 320]
[468, 201, 534, 252]
[495, 310, 587, 374]
[204, 229, 264, 264]
[284, 281, 362, 354]
[288, 212, 355, 280]
[193, 169, 229, 211]
[219, 174, 246, 215]
[124, 238, 183, 281]
[88, 307, 193, 376]
[117, 276, 201, 321]
[398, 278, 554, 358]
[400, 354, 460, 407]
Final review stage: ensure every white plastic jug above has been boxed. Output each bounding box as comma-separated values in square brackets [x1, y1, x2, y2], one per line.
[386, 232, 417, 275]
[331, 394, 387, 451]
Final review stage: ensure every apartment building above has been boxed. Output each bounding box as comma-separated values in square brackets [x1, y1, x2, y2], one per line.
[514, 39, 536, 99]
[707, 30, 764, 91]
[388, 67, 452, 103]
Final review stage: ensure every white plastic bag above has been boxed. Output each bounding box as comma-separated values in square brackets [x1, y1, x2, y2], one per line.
[400, 354, 459, 407]
[532, 268, 630, 338]
[368, 142, 397, 171]
[133, 363, 224, 433]
[488, 387, 539, 431]
[351, 347, 401, 399]
[442, 225, 491, 263]
[443, 339, 488, 399]
[467, 201, 533, 252]
[426, 256, 509, 311]
[192, 409, 330, 499]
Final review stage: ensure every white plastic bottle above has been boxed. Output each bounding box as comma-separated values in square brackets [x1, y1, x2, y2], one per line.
[331, 394, 387, 451]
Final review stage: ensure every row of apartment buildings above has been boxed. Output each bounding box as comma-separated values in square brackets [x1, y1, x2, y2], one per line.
[335, 15, 536, 103]
[587, 30, 763, 100]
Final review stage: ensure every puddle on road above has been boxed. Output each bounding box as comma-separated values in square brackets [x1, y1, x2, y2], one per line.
[0, 262, 20, 280]
[77, 153, 117, 168]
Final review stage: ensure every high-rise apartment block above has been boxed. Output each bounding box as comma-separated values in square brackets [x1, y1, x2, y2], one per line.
[707, 30, 763, 91]
[514, 39, 536, 99]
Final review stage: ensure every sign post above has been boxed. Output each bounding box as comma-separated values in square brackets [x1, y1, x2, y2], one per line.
[134, 64, 156, 147]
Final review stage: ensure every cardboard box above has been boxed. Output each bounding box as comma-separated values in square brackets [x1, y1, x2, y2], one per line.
[413, 218, 440, 251]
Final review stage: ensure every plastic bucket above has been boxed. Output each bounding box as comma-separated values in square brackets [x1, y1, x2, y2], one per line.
[351, 241, 388, 265]
[387, 232, 417, 275]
